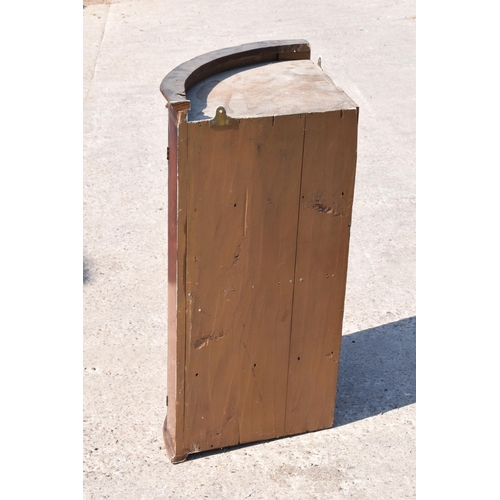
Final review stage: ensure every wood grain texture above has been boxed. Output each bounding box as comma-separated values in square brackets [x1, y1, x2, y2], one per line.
[284, 108, 359, 436]
[160, 40, 310, 111]
[164, 107, 189, 463]
[187, 60, 357, 121]
[162, 51, 359, 462]
[182, 114, 305, 453]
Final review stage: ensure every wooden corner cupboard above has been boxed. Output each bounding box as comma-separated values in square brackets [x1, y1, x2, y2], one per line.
[160, 40, 358, 463]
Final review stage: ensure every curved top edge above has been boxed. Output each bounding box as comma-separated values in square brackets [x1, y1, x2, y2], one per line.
[160, 39, 311, 111]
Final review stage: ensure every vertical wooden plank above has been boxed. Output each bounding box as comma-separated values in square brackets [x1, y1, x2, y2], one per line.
[183, 114, 305, 453]
[163, 107, 189, 462]
[285, 108, 358, 435]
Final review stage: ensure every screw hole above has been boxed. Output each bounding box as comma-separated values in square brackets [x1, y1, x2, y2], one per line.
[297, 357, 301, 361]
[253, 363, 256, 367]
[195, 373, 199, 377]
[234, 203, 237, 207]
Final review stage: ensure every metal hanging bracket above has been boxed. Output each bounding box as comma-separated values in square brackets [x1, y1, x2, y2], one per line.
[210, 106, 235, 128]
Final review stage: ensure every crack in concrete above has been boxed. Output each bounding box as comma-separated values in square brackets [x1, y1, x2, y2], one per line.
[83, 3, 111, 104]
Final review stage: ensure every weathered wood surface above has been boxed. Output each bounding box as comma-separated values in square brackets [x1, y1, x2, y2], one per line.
[164, 107, 189, 463]
[183, 114, 305, 453]
[285, 108, 358, 435]
[187, 59, 357, 121]
[161, 43, 358, 463]
[160, 40, 310, 111]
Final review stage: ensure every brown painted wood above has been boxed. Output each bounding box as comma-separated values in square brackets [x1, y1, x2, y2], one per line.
[163, 107, 189, 463]
[161, 42, 358, 463]
[160, 40, 310, 111]
[182, 114, 305, 453]
[284, 108, 359, 436]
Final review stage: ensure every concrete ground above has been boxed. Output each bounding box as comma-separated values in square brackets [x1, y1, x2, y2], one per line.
[83, 0, 415, 498]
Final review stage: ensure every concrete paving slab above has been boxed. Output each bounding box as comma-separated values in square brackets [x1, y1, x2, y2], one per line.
[83, 0, 415, 498]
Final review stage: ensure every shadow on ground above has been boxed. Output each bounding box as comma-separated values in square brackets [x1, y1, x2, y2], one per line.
[334, 316, 416, 427]
[181, 317, 415, 462]
[83, 257, 91, 284]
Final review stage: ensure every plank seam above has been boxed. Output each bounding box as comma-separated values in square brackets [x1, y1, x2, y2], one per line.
[182, 122, 189, 454]
[283, 114, 307, 434]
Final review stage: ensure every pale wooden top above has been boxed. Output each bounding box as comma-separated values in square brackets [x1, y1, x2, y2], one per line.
[186, 59, 357, 122]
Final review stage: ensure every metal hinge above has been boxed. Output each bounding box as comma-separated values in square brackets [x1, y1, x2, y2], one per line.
[166, 147, 169, 160]
[166, 395, 168, 406]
